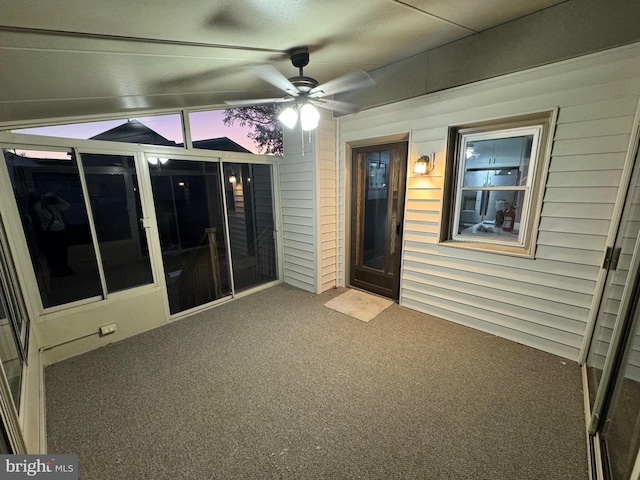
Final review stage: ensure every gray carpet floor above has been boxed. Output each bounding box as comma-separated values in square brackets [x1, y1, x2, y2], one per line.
[45, 284, 588, 479]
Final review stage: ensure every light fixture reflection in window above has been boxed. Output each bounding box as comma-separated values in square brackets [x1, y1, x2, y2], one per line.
[147, 157, 169, 165]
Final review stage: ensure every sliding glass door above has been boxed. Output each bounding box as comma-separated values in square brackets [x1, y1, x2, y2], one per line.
[586, 141, 640, 479]
[223, 163, 277, 292]
[149, 158, 231, 314]
[148, 157, 278, 314]
[2, 143, 279, 318]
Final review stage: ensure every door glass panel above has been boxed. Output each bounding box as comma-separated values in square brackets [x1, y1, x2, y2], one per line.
[81, 153, 153, 292]
[2, 148, 103, 308]
[599, 292, 640, 480]
[587, 144, 640, 478]
[587, 148, 640, 410]
[0, 288, 21, 408]
[149, 158, 231, 314]
[363, 151, 390, 271]
[223, 163, 277, 292]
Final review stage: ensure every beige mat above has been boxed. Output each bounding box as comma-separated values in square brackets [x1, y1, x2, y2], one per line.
[324, 289, 393, 322]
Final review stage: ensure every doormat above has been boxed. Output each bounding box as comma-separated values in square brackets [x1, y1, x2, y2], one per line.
[324, 289, 393, 322]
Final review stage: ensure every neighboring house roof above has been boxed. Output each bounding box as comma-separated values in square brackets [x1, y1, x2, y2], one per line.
[190, 137, 251, 153]
[90, 119, 176, 146]
[88, 119, 252, 153]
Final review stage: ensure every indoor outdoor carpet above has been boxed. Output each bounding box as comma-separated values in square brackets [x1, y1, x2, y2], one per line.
[45, 283, 588, 480]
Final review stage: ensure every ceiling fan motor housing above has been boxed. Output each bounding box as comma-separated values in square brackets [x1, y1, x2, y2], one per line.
[289, 47, 310, 68]
[288, 47, 319, 92]
[289, 76, 318, 93]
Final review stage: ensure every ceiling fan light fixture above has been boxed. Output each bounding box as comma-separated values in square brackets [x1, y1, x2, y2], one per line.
[300, 103, 320, 131]
[278, 106, 298, 129]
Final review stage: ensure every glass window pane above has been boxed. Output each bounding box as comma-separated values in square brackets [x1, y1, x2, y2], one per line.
[81, 153, 154, 293]
[189, 109, 282, 155]
[0, 419, 12, 453]
[149, 158, 231, 314]
[224, 163, 277, 291]
[11, 114, 184, 147]
[0, 219, 28, 354]
[600, 300, 640, 480]
[0, 288, 22, 408]
[2, 148, 103, 308]
[457, 189, 525, 241]
[463, 135, 533, 187]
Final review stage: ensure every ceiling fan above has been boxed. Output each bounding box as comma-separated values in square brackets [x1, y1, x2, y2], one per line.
[224, 47, 375, 131]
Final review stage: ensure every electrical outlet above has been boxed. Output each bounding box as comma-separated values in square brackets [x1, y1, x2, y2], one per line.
[100, 323, 117, 336]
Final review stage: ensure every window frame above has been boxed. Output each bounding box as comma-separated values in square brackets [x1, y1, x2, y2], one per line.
[442, 110, 556, 257]
[452, 126, 542, 246]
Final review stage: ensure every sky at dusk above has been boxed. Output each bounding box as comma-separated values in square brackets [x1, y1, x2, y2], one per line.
[12, 110, 260, 154]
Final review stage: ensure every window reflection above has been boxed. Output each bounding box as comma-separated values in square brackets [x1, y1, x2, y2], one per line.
[150, 159, 231, 314]
[0, 287, 22, 408]
[3, 149, 103, 308]
[224, 163, 277, 291]
[81, 154, 154, 293]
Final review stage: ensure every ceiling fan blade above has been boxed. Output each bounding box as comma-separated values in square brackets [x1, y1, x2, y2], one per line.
[224, 97, 294, 107]
[311, 98, 363, 114]
[249, 64, 300, 96]
[308, 69, 375, 98]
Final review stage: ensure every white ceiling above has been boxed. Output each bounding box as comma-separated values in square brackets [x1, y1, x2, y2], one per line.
[0, 0, 568, 125]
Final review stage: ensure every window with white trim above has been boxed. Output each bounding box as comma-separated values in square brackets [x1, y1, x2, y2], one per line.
[444, 111, 554, 255]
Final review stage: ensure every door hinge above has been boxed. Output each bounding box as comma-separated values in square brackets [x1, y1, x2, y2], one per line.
[602, 246, 622, 270]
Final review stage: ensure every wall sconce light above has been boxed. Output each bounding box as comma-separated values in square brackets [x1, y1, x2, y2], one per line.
[414, 153, 435, 175]
[228, 174, 237, 184]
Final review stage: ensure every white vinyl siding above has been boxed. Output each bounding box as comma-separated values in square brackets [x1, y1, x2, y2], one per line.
[317, 116, 338, 293]
[339, 43, 640, 361]
[280, 129, 316, 292]
[281, 112, 337, 294]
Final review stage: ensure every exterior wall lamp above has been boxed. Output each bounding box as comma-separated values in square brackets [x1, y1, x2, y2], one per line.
[414, 153, 435, 175]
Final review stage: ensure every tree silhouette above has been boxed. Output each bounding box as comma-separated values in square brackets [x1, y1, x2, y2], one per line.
[223, 105, 283, 156]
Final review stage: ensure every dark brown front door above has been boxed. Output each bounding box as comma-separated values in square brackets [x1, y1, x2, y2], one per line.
[350, 142, 407, 300]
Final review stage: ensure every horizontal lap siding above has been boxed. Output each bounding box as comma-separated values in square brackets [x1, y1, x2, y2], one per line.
[339, 44, 640, 360]
[317, 116, 337, 293]
[281, 130, 316, 292]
